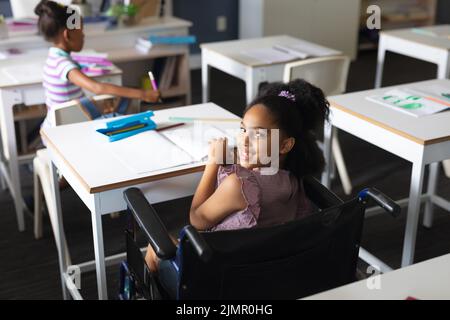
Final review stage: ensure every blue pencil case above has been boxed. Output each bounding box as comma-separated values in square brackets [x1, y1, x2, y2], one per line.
[96, 111, 157, 142]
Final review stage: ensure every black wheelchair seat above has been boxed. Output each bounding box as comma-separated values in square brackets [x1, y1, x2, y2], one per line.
[119, 176, 399, 300]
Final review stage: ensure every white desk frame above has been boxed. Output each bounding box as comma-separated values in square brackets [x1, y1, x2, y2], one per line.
[375, 26, 450, 178]
[322, 79, 450, 269]
[375, 26, 450, 88]
[41, 103, 240, 300]
[0, 55, 122, 232]
[201, 35, 341, 105]
[304, 253, 450, 300]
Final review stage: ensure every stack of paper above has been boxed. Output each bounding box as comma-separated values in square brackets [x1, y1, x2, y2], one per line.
[274, 39, 341, 58]
[241, 39, 340, 65]
[366, 87, 450, 117]
[240, 47, 298, 64]
[72, 52, 114, 76]
[135, 37, 153, 54]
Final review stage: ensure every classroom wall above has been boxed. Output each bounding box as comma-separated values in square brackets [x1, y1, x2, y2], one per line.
[436, 0, 450, 24]
[0, 0, 12, 17]
[172, 0, 239, 53]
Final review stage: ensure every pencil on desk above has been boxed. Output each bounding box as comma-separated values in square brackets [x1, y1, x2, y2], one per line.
[156, 123, 186, 132]
[168, 116, 241, 123]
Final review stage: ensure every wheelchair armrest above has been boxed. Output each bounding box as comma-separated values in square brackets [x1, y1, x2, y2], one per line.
[358, 188, 401, 217]
[303, 176, 343, 209]
[123, 188, 177, 260]
[180, 226, 213, 263]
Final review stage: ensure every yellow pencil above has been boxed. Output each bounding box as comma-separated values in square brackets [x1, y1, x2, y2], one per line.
[106, 123, 146, 136]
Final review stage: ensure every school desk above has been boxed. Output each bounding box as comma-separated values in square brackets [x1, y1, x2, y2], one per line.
[375, 25, 450, 189]
[304, 253, 450, 300]
[40, 103, 240, 300]
[200, 35, 341, 105]
[0, 16, 193, 105]
[0, 54, 122, 232]
[322, 79, 450, 269]
[375, 25, 450, 89]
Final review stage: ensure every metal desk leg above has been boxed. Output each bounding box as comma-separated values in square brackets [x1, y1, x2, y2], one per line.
[245, 69, 262, 106]
[423, 162, 439, 229]
[401, 160, 425, 267]
[332, 130, 352, 195]
[0, 90, 25, 231]
[91, 197, 108, 300]
[439, 54, 450, 178]
[374, 36, 386, 89]
[201, 53, 211, 104]
[49, 161, 69, 300]
[321, 121, 334, 188]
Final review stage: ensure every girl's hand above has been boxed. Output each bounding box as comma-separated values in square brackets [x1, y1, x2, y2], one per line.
[141, 89, 161, 103]
[208, 138, 228, 165]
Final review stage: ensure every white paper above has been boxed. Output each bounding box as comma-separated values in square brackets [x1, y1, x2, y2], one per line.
[273, 44, 309, 59]
[161, 124, 236, 162]
[367, 88, 450, 118]
[107, 130, 193, 174]
[283, 39, 341, 57]
[413, 84, 450, 103]
[240, 47, 299, 64]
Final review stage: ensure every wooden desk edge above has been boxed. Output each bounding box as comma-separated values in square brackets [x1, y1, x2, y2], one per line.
[41, 130, 206, 194]
[330, 101, 450, 146]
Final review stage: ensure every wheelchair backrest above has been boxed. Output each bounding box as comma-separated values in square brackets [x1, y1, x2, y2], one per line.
[176, 198, 365, 300]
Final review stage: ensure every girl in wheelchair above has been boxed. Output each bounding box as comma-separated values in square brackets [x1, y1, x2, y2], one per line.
[145, 79, 330, 275]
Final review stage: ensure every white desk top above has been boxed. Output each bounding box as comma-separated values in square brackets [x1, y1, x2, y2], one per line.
[1, 16, 192, 48]
[0, 54, 122, 89]
[200, 35, 341, 67]
[328, 79, 450, 145]
[304, 253, 450, 300]
[41, 103, 240, 194]
[381, 25, 450, 50]
[0, 16, 192, 64]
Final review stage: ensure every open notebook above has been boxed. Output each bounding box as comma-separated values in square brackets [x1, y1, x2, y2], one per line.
[367, 87, 450, 118]
[107, 123, 236, 174]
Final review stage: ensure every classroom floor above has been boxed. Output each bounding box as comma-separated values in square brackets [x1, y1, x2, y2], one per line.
[1, 50, 450, 300]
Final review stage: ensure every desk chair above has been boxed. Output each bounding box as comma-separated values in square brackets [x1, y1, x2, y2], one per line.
[119, 177, 400, 300]
[283, 56, 352, 195]
[33, 96, 140, 263]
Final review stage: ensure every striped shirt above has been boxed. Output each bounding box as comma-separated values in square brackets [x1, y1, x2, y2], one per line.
[43, 47, 85, 112]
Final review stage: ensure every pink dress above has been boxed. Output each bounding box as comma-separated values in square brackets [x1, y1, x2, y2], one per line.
[211, 165, 312, 231]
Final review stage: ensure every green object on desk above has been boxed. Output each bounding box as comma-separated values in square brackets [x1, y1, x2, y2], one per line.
[106, 123, 146, 136]
[399, 102, 422, 110]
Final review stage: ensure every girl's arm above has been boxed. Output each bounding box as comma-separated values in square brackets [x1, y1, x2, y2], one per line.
[189, 139, 247, 230]
[68, 69, 160, 102]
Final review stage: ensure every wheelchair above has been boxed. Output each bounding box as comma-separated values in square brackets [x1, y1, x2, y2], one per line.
[118, 176, 400, 300]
